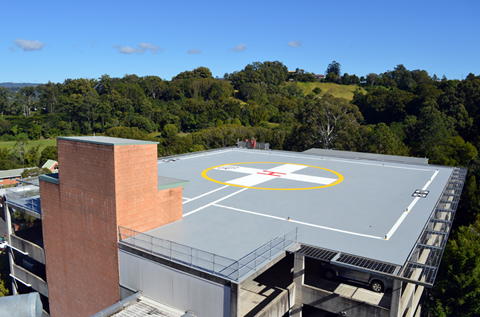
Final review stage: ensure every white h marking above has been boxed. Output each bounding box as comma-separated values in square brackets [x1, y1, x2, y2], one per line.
[215, 164, 337, 187]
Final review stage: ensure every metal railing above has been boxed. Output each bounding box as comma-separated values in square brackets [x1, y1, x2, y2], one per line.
[237, 141, 270, 150]
[118, 226, 297, 282]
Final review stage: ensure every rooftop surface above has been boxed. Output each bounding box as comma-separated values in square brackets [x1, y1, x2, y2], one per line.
[57, 136, 159, 146]
[150, 148, 454, 268]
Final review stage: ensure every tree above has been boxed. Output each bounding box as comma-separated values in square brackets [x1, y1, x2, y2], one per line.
[295, 94, 363, 149]
[326, 61, 341, 76]
[12, 137, 29, 168]
[173, 67, 213, 80]
[312, 87, 322, 95]
[367, 123, 409, 156]
[28, 124, 42, 140]
[163, 124, 178, 140]
[20, 86, 36, 117]
[21, 167, 51, 178]
[366, 73, 379, 86]
[0, 87, 10, 116]
[39, 146, 58, 167]
[430, 218, 480, 317]
[0, 251, 11, 296]
[24, 145, 41, 167]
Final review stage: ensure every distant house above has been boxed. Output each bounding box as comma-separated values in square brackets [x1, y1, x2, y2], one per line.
[0, 168, 23, 187]
[42, 160, 58, 172]
[315, 74, 326, 80]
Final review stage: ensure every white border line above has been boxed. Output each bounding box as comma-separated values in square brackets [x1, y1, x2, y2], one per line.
[385, 170, 439, 240]
[158, 149, 233, 163]
[184, 188, 248, 217]
[183, 185, 228, 204]
[213, 204, 384, 240]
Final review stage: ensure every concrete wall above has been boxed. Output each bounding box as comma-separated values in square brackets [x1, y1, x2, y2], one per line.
[119, 249, 230, 317]
[253, 283, 295, 317]
[40, 139, 184, 317]
[13, 264, 49, 297]
[10, 235, 46, 265]
[303, 284, 390, 317]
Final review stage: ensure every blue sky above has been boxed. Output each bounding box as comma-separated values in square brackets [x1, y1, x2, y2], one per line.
[2, 0, 479, 83]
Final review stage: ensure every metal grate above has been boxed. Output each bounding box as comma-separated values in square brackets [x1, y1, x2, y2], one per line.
[295, 245, 338, 262]
[335, 254, 398, 274]
[399, 167, 468, 287]
[402, 263, 437, 284]
[419, 231, 447, 248]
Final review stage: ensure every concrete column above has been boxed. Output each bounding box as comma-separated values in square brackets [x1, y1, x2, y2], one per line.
[389, 279, 403, 317]
[230, 282, 239, 317]
[291, 253, 305, 317]
[4, 202, 17, 295]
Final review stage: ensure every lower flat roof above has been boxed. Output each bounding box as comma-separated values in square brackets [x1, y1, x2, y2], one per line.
[146, 148, 454, 272]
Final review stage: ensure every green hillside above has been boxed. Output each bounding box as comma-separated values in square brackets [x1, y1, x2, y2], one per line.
[294, 82, 366, 100]
[0, 139, 56, 151]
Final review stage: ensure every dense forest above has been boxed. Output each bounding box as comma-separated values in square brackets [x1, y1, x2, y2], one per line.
[0, 61, 480, 315]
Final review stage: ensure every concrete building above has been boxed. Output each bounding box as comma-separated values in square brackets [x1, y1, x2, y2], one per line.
[2, 136, 467, 317]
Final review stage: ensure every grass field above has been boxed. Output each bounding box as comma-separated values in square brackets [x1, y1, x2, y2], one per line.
[294, 82, 366, 100]
[0, 139, 57, 151]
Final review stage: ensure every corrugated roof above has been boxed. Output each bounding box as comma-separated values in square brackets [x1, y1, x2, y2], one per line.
[0, 168, 24, 179]
[42, 160, 57, 170]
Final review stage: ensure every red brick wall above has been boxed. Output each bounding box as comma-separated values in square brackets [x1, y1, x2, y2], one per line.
[114, 144, 183, 232]
[41, 140, 119, 317]
[0, 178, 20, 186]
[41, 139, 184, 317]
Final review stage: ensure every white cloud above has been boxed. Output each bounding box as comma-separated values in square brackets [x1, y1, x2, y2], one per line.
[138, 43, 163, 54]
[288, 40, 302, 47]
[114, 43, 163, 54]
[8, 46, 16, 52]
[188, 49, 201, 54]
[13, 38, 44, 52]
[232, 43, 248, 52]
[114, 45, 143, 54]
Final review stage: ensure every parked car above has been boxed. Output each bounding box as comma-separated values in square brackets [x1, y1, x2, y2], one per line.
[321, 262, 393, 293]
[22, 258, 43, 275]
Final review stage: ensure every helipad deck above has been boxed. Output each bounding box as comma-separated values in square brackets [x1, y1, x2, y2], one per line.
[148, 148, 454, 271]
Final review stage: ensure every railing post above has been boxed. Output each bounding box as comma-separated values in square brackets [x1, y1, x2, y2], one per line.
[269, 241, 272, 259]
[213, 254, 216, 274]
[254, 251, 257, 270]
[190, 248, 193, 267]
[169, 242, 172, 260]
[150, 236, 153, 254]
[237, 261, 239, 280]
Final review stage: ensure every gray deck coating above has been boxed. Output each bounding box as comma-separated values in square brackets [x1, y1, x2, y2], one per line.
[149, 149, 453, 267]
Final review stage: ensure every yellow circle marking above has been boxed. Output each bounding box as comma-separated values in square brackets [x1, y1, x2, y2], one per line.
[201, 162, 344, 190]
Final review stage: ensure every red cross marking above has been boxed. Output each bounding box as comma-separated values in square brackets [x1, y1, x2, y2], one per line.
[257, 170, 286, 177]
